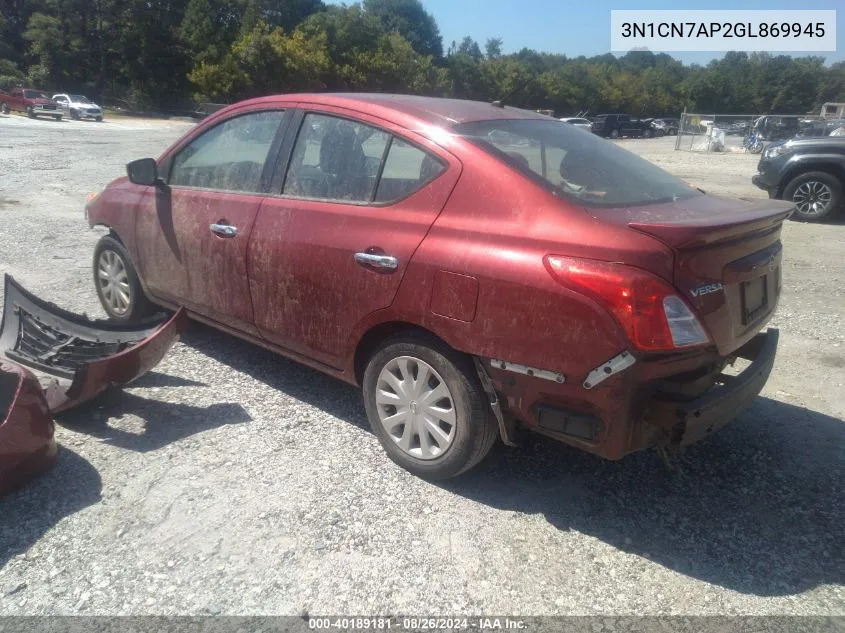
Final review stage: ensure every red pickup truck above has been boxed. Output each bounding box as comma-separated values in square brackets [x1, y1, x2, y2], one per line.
[0, 87, 62, 120]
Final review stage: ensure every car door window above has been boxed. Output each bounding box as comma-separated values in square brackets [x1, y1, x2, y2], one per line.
[283, 113, 390, 202]
[375, 138, 445, 203]
[169, 110, 285, 193]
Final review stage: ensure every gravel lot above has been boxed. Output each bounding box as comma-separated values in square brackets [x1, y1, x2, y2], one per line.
[0, 115, 843, 617]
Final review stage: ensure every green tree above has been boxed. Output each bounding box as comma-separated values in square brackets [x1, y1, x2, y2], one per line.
[484, 37, 502, 60]
[362, 0, 442, 58]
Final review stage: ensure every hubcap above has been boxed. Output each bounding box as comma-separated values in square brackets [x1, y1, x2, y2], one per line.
[793, 181, 832, 216]
[375, 356, 456, 460]
[97, 249, 131, 315]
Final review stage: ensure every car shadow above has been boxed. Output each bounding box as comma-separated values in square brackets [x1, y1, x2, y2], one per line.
[131, 370, 207, 388]
[0, 447, 102, 570]
[441, 396, 845, 597]
[184, 324, 843, 597]
[57, 388, 251, 453]
[183, 323, 369, 431]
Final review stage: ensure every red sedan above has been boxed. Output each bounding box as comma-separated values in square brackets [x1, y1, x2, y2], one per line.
[85, 94, 792, 479]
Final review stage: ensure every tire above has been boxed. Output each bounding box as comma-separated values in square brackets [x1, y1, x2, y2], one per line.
[0, 102, 8, 114]
[93, 235, 156, 323]
[362, 334, 498, 480]
[609, 129, 619, 139]
[26, 106, 35, 119]
[95, 116, 103, 122]
[53, 115, 62, 121]
[782, 171, 843, 222]
[70, 109, 80, 120]
[643, 128, 654, 138]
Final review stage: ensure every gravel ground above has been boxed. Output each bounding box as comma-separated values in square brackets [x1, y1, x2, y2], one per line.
[0, 116, 843, 616]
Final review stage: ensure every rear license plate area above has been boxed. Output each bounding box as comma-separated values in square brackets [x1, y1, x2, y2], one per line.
[741, 275, 769, 325]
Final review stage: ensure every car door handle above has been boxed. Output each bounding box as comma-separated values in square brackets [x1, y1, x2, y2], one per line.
[354, 252, 399, 271]
[210, 223, 238, 238]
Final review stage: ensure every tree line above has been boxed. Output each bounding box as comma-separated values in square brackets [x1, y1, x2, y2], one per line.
[1, 0, 844, 115]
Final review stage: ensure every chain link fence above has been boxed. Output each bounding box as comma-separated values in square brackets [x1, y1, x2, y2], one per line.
[674, 113, 837, 153]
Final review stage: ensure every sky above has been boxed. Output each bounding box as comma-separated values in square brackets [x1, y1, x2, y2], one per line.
[326, 0, 843, 66]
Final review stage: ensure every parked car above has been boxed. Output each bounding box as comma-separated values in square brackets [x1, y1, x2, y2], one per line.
[559, 117, 593, 131]
[753, 137, 845, 221]
[0, 87, 62, 120]
[85, 94, 789, 480]
[52, 93, 103, 121]
[591, 113, 655, 138]
[652, 118, 679, 136]
[795, 119, 845, 138]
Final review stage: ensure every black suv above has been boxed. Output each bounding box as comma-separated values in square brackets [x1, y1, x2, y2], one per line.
[752, 137, 845, 221]
[591, 114, 655, 139]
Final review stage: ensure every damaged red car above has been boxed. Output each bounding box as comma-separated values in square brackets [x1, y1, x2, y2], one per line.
[84, 94, 792, 479]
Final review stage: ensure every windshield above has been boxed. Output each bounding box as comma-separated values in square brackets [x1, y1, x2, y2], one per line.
[456, 119, 700, 208]
[70, 95, 91, 104]
[24, 90, 48, 100]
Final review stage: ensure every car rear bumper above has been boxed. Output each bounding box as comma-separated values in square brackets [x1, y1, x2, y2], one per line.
[647, 328, 778, 447]
[483, 328, 779, 459]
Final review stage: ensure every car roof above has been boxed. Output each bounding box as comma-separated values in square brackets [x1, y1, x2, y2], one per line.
[225, 93, 548, 128]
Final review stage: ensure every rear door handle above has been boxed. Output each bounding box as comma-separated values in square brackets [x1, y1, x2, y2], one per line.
[354, 252, 399, 271]
[210, 223, 238, 238]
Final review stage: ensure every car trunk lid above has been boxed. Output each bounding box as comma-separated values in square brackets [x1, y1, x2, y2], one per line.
[591, 195, 794, 356]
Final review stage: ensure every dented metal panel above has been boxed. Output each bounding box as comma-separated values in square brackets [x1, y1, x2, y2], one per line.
[0, 275, 188, 412]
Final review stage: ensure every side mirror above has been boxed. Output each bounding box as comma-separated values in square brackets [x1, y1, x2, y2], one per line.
[127, 158, 160, 186]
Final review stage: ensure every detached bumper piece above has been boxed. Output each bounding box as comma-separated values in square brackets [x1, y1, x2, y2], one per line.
[0, 274, 187, 495]
[0, 361, 57, 496]
[649, 328, 779, 448]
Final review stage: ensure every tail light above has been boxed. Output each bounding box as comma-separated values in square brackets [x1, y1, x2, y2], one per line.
[544, 255, 711, 351]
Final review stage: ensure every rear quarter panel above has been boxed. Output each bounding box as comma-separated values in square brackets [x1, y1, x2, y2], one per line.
[346, 143, 673, 386]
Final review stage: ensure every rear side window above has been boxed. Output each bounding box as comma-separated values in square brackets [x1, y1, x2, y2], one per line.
[456, 118, 699, 208]
[375, 138, 445, 203]
[284, 113, 390, 202]
[169, 110, 284, 193]
[284, 113, 444, 204]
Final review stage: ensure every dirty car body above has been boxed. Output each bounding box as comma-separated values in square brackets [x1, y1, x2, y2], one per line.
[85, 94, 792, 479]
[0, 275, 187, 494]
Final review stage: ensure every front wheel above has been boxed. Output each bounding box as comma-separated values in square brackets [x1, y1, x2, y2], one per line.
[70, 109, 80, 120]
[643, 128, 654, 138]
[93, 235, 157, 323]
[53, 115, 62, 121]
[0, 102, 8, 114]
[362, 335, 498, 480]
[26, 106, 35, 119]
[95, 116, 103, 122]
[609, 129, 619, 139]
[783, 171, 843, 222]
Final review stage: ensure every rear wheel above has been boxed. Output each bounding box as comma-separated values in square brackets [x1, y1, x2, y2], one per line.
[643, 128, 654, 138]
[93, 235, 156, 323]
[783, 171, 843, 222]
[0, 102, 8, 114]
[609, 129, 619, 139]
[362, 334, 498, 480]
[53, 115, 62, 121]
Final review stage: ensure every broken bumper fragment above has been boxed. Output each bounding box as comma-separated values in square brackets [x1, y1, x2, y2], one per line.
[0, 275, 187, 494]
[0, 361, 57, 496]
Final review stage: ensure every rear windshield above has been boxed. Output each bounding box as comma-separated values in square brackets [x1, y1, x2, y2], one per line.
[24, 90, 48, 99]
[455, 119, 700, 208]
